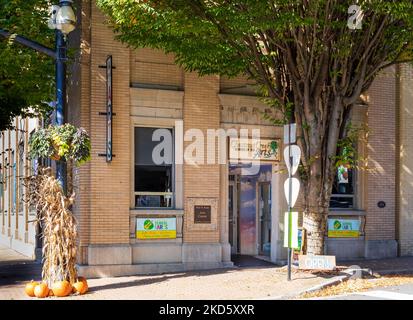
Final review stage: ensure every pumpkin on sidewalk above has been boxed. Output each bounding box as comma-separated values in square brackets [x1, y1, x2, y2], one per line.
[24, 281, 39, 297]
[34, 283, 49, 298]
[52, 280, 72, 297]
[73, 277, 88, 295]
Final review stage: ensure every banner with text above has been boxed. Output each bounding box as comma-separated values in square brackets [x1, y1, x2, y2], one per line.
[136, 217, 177, 239]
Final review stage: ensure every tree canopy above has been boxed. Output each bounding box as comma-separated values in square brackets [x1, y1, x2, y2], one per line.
[98, 0, 413, 254]
[0, 0, 55, 131]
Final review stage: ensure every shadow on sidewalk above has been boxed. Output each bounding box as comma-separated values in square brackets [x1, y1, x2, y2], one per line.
[0, 262, 42, 286]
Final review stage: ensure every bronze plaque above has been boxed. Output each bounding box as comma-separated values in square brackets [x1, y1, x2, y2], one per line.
[194, 205, 211, 224]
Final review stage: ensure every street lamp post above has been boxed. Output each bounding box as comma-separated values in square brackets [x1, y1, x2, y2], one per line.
[51, 1, 77, 190]
[0, 1, 77, 189]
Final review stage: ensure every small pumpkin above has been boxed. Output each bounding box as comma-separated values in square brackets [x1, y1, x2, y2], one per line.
[65, 282, 73, 296]
[24, 281, 39, 297]
[52, 280, 71, 297]
[77, 276, 87, 285]
[34, 283, 49, 298]
[73, 279, 88, 295]
[48, 289, 54, 297]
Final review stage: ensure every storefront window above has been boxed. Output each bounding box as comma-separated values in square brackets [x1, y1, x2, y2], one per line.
[330, 165, 354, 209]
[134, 127, 173, 208]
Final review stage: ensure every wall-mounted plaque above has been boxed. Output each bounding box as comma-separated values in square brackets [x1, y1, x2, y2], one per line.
[194, 205, 211, 224]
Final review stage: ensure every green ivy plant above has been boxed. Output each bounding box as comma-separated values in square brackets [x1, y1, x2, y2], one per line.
[332, 123, 368, 170]
[29, 124, 91, 166]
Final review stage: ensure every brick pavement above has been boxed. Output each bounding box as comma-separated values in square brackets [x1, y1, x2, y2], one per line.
[1, 244, 413, 300]
[0, 266, 338, 300]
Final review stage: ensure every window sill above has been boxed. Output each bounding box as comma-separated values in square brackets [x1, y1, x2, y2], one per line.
[130, 208, 184, 216]
[325, 236, 365, 241]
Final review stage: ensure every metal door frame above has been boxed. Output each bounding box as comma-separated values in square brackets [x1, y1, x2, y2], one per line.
[228, 175, 239, 254]
[256, 181, 271, 255]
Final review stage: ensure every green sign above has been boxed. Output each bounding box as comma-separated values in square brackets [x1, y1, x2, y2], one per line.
[328, 218, 360, 238]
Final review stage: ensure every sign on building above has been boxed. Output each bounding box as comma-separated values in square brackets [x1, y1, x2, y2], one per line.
[229, 138, 280, 161]
[136, 217, 176, 239]
[194, 205, 211, 224]
[327, 218, 360, 238]
[298, 255, 336, 271]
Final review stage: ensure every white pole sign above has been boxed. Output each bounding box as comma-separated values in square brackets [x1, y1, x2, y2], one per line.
[283, 211, 299, 248]
[284, 178, 300, 207]
[283, 123, 296, 144]
[283, 145, 301, 175]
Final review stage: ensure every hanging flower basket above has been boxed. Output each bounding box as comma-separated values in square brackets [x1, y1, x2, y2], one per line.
[29, 124, 91, 166]
[50, 142, 61, 161]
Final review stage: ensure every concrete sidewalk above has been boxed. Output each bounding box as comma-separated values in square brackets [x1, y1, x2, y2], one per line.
[1, 243, 413, 300]
[0, 245, 342, 300]
[0, 245, 34, 266]
[0, 266, 342, 300]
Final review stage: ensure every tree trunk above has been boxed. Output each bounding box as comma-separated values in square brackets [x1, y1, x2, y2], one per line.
[303, 206, 329, 255]
[302, 162, 330, 256]
[300, 97, 345, 255]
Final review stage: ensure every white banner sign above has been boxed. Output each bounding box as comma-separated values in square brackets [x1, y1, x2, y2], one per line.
[283, 211, 299, 248]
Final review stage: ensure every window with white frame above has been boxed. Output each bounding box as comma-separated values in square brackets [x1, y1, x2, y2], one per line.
[134, 127, 174, 208]
[330, 165, 355, 209]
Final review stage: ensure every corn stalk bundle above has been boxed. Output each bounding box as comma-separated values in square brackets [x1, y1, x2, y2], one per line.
[25, 167, 77, 286]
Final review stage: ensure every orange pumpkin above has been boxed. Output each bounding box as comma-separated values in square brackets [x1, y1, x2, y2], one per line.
[52, 280, 71, 297]
[65, 282, 73, 296]
[77, 276, 87, 285]
[24, 281, 39, 297]
[48, 289, 54, 297]
[34, 283, 49, 298]
[73, 280, 88, 295]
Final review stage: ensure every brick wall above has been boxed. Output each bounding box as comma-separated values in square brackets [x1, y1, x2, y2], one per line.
[86, 2, 130, 245]
[365, 67, 397, 241]
[131, 48, 183, 89]
[183, 72, 221, 243]
[398, 63, 413, 255]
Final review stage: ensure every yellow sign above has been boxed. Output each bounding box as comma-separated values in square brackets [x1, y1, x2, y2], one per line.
[136, 230, 176, 239]
[328, 230, 360, 238]
[136, 218, 176, 239]
[327, 218, 360, 238]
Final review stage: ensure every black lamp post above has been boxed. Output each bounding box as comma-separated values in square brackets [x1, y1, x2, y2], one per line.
[0, 1, 77, 189]
[52, 1, 77, 189]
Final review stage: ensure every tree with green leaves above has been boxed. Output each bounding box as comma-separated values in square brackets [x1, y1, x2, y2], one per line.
[97, 0, 413, 254]
[0, 0, 55, 131]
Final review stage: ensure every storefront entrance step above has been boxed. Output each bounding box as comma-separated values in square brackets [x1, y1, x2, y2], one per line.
[77, 261, 234, 279]
[231, 255, 274, 268]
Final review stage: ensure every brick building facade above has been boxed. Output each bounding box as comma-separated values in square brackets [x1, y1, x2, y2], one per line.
[1, 2, 413, 276]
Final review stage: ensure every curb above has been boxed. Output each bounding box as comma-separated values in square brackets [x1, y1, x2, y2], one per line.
[257, 272, 352, 300]
[373, 269, 413, 275]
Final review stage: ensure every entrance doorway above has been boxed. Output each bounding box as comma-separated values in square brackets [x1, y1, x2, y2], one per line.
[228, 164, 273, 256]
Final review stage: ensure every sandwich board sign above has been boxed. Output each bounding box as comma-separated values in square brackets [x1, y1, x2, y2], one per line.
[298, 255, 336, 271]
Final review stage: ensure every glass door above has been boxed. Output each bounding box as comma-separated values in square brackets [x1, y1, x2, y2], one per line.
[228, 175, 239, 254]
[258, 182, 271, 255]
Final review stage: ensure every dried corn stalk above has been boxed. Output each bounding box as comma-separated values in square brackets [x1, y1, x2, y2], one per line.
[25, 167, 77, 286]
